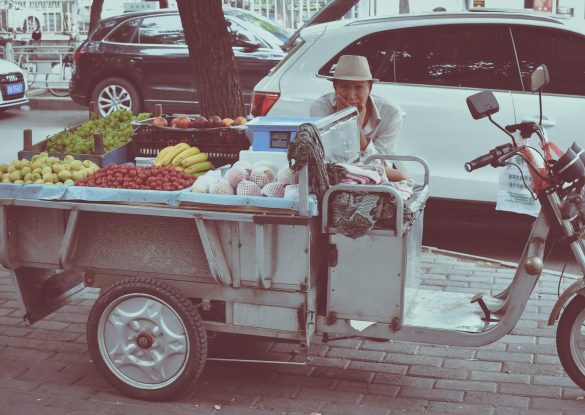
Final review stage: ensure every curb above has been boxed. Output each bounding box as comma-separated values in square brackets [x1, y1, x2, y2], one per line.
[27, 95, 86, 111]
[423, 245, 582, 279]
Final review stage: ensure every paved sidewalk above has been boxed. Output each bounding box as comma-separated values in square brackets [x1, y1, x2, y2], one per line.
[0, 248, 584, 415]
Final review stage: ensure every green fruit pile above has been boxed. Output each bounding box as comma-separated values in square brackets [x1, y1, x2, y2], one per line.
[46, 110, 151, 155]
[0, 153, 99, 186]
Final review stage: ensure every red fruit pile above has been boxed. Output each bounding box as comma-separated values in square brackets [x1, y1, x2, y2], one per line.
[75, 164, 195, 191]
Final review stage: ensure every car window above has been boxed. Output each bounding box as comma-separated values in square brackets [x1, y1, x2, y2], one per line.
[227, 17, 269, 48]
[138, 14, 185, 45]
[226, 9, 292, 45]
[511, 26, 585, 96]
[317, 31, 396, 82]
[392, 24, 520, 91]
[107, 18, 140, 43]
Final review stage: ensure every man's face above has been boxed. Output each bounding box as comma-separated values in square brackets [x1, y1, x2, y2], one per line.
[334, 80, 372, 108]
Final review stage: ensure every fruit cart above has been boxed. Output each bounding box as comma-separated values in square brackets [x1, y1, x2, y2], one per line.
[0, 108, 430, 401]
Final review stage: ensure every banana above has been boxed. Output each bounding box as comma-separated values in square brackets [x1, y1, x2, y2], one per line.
[185, 161, 213, 175]
[154, 146, 172, 166]
[172, 146, 200, 166]
[181, 152, 208, 167]
[161, 143, 190, 166]
[193, 171, 209, 177]
[175, 165, 185, 172]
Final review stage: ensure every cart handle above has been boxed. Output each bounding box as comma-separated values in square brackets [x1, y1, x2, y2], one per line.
[364, 154, 430, 188]
[322, 184, 405, 235]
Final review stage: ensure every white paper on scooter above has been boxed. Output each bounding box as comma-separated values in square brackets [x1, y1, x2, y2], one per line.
[496, 151, 541, 217]
[350, 320, 376, 332]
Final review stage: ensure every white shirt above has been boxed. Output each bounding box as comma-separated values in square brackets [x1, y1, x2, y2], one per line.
[309, 92, 403, 165]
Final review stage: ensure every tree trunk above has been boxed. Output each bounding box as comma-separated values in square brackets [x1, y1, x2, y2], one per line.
[176, 0, 246, 118]
[399, 0, 410, 14]
[88, 0, 104, 34]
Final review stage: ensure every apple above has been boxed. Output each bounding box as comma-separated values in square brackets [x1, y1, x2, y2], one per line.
[209, 115, 222, 128]
[173, 115, 192, 129]
[191, 116, 208, 128]
[152, 116, 168, 127]
[221, 117, 234, 127]
[234, 116, 247, 126]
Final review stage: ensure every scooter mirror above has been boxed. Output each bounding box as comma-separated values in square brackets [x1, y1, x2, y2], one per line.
[530, 65, 550, 92]
[466, 90, 499, 120]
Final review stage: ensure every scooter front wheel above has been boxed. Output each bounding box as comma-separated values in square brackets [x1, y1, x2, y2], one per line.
[557, 294, 585, 390]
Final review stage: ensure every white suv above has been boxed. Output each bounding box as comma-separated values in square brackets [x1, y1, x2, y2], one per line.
[252, 11, 585, 204]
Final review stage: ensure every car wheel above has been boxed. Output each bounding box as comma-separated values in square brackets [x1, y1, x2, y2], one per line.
[87, 277, 207, 401]
[91, 77, 141, 117]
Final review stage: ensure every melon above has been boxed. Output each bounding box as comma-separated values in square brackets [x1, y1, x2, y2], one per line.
[237, 179, 262, 197]
[277, 167, 298, 185]
[283, 184, 300, 200]
[209, 178, 234, 195]
[250, 166, 275, 189]
[224, 165, 248, 190]
[261, 182, 286, 198]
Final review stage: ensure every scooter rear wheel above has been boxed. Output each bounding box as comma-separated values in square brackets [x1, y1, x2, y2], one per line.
[556, 294, 585, 390]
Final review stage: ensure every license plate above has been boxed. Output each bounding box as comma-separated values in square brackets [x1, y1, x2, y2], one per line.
[6, 83, 24, 96]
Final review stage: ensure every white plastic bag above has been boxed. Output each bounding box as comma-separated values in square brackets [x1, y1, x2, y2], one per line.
[496, 153, 540, 217]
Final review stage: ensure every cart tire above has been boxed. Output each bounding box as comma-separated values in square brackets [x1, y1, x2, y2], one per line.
[87, 277, 207, 401]
[556, 294, 585, 390]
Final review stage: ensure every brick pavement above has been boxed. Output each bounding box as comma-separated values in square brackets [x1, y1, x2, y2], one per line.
[0, 249, 584, 415]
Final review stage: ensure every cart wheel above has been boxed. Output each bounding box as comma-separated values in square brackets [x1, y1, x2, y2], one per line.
[87, 278, 207, 401]
[557, 294, 585, 390]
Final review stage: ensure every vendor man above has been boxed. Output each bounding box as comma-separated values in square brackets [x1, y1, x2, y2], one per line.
[309, 55, 407, 181]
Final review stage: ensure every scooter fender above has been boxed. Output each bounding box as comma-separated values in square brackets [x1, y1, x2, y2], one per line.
[547, 279, 585, 325]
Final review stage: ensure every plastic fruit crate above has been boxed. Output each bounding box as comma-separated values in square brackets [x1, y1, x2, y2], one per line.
[132, 115, 251, 168]
[17, 131, 132, 167]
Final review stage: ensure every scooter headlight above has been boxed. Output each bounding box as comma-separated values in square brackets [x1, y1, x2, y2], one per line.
[552, 146, 585, 183]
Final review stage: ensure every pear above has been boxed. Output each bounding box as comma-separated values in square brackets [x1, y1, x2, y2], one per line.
[64, 179, 74, 186]
[69, 160, 83, 171]
[24, 173, 33, 182]
[9, 171, 20, 182]
[21, 166, 31, 176]
[14, 180, 24, 185]
[34, 179, 44, 184]
[58, 170, 72, 181]
[64, 155, 74, 162]
[11, 160, 22, 169]
[47, 157, 59, 165]
[0, 163, 8, 173]
[42, 173, 54, 183]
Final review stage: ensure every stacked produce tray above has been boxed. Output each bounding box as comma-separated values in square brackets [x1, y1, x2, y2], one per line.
[132, 115, 251, 169]
[18, 139, 131, 167]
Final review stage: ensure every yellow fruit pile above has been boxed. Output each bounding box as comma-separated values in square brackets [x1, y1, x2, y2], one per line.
[154, 143, 213, 177]
[0, 152, 99, 186]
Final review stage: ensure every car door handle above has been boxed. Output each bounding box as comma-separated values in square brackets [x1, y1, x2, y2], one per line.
[130, 57, 143, 63]
[522, 117, 556, 128]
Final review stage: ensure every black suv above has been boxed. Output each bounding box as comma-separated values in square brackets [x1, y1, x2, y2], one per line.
[70, 7, 292, 117]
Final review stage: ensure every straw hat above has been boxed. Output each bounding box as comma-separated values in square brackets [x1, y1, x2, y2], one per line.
[327, 55, 378, 82]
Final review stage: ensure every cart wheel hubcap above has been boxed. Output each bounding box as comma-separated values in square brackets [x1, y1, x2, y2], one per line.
[98, 85, 132, 117]
[97, 294, 190, 389]
[136, 332, 154, 349]
[569, 308, 585, 375]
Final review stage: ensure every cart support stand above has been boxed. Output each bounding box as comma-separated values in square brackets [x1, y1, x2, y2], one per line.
[58, 209, 79, 270]
[0, 204, 18, 269]
[194, 215, 232, 286]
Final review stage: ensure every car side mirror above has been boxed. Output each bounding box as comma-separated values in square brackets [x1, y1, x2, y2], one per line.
[466, 90, 500, 120]
[233, 32, 261, 51]
[530, 65, 550, 92]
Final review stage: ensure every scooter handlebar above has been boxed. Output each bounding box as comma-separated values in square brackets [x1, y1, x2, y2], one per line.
[464, 143, 516, 173]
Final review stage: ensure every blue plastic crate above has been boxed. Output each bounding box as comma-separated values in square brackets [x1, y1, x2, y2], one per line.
[246, 116, 319, 152]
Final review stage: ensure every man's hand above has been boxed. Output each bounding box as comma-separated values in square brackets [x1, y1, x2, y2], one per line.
[336, 95, 368, 150]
